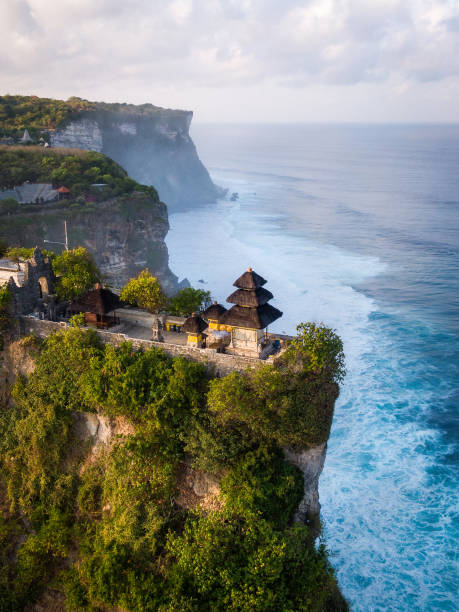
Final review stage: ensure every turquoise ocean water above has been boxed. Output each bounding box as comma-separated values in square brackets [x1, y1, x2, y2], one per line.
[166, 124, 458, 611]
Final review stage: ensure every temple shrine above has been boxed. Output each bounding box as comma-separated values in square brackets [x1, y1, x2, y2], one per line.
[220, 267, 282, 357]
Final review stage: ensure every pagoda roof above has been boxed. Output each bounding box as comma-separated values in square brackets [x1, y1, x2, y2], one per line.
[202, 301, 227, 320]
[233, 268, 267, 290]
[70, 286, 122, 315]
[181, 312, 208, 334]
[220, 303, 282, 329]
[227, 286, 273, 307]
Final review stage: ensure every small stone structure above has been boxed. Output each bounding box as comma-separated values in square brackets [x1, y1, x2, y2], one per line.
[6, 248, 57, 319]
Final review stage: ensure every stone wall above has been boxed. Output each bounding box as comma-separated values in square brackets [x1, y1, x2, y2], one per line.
[17, 317, 261, 377]
[8, 249, 56, 317]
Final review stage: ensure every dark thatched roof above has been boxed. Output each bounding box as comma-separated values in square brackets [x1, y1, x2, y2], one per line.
[181, 313, 208, 334]
[233, 268, 267, 290]
[70, 287, 122, 315]
[220, 303, 282, 329]
[227, 287, 274, 307]
[202, 302, 227, 320]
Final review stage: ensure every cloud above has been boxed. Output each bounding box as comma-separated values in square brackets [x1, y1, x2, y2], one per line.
[1, 1, 459, 120]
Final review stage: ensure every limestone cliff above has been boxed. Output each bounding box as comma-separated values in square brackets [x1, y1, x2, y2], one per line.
[0, 192, 180, 292]
[50, 103, 220, 210]
[284, 444, 327, 522]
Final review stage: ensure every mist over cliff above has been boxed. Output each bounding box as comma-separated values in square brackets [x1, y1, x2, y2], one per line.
[49, 102, 221, 210]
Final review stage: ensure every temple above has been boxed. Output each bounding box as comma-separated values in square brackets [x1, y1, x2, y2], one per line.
[220, 267, 282, 357]
[2, 249, 286, 362]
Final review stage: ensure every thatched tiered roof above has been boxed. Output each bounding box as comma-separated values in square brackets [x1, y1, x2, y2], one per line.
[233, 269, 267, 290]
[181, 312, 208, 334]
[221, 303, 282, 329]
[70, 286, 122, 315]
[202, 301, 227, 320]
[220, 267, 282, 329]
[226, 286, 273, 307]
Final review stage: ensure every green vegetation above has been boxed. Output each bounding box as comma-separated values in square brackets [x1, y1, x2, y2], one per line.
[168, 287, 212, 317]
[0, 322, 346, 610]
[4, 246, 54, 262]
[0, 146, 158, 200]
[0, 95, 185, 142]
[121, 268, 168, 313]
[0, 95, 96, 139]
[207, 323, 344, 450]
[52, 247, 101, 300]
[3, 245, 101, 301]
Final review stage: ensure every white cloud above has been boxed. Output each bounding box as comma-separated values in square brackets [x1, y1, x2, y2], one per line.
[1, 0, 459, 121]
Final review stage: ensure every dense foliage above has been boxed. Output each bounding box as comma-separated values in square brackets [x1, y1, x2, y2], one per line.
[0, 323, 347, 611]
[121, 269, 168, 313]
[0, 146, 158, 200]
[168, 287, 212, 317]
[207, 323, 344, 450]
[52, 247, 101, 300]
[0, 95, 182, 141]
[0, 95, 96, 140]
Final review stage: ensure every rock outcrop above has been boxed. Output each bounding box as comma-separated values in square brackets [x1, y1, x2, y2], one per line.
[0, 192, 180, 292]
[51, 104, 220, 210]
[284, 443, 327, 522]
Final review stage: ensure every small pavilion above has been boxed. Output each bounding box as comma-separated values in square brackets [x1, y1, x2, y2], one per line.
[220, 267, 282, 357]
[181, 312, 207, 347]
[57, 186, 70, 200]
[202, 301, 227, 330]
[69, 285, 122, 328]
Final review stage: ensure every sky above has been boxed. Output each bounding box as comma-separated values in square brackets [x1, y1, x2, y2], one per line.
[1, 0, 459, 123]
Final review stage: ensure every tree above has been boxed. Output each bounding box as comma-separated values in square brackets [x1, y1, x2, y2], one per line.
[52, 246, 101, 300]
[285, 322, 346, 383]
[168, 287, 211, 317]
[120, 269, 167, 313]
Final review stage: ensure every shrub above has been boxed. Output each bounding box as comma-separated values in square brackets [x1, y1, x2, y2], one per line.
[165, 514, 346, 611]
[120, 269, 167, 313]
[220, 444, 304, 527]
[53, 246, 101, 300]
[168, 287, 212, 317]
[69, 312, 86, 327]
[207, 322, 345, 449]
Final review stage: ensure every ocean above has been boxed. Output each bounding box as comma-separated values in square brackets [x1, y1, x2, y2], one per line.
[166, 124, 459, 611]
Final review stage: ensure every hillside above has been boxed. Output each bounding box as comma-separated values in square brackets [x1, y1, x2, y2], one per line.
[0, 147, 179, 291]
[0, 95, 221, 210]
[0, 145, 156, 197]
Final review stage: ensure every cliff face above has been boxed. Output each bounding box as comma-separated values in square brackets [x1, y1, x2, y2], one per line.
[284, 444, 327, 523]
[50, 106, 220, 210]
[0, 193, 180, 292]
